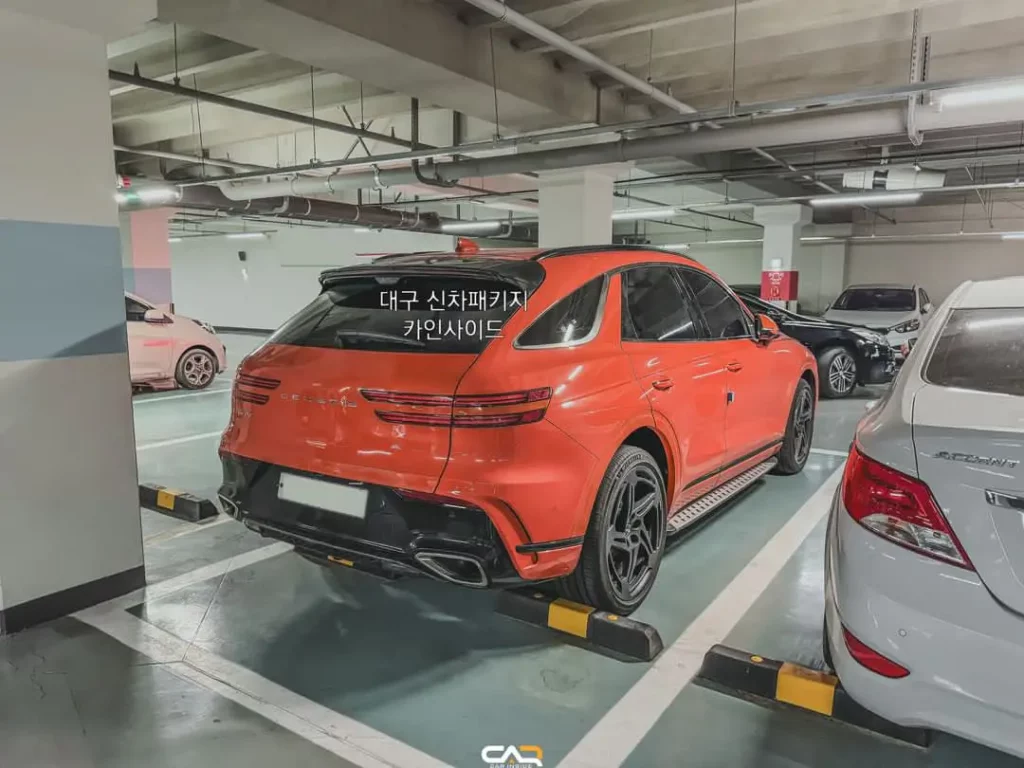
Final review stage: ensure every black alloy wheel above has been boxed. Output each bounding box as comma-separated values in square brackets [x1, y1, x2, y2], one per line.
[774, 379, 816, 476]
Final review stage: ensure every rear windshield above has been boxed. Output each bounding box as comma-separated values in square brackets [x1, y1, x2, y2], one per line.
[925, 308, 1024, 397]
[268, 274, 529, 353]
[833, 288, 916, 312]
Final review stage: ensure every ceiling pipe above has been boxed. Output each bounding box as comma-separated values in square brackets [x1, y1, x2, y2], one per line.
[109, 69, 422, 150]
[119, 182, 445, 233]
[460, 0, 698, 116]
[114, 144, 268, 171]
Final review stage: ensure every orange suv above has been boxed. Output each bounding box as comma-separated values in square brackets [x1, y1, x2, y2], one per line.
[219, 245, 818, 614]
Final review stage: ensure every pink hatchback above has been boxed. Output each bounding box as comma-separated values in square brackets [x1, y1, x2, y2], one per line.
[125, 292, 226, 390]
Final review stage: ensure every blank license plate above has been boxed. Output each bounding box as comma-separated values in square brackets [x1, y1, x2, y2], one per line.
[277, 473, 368, 519]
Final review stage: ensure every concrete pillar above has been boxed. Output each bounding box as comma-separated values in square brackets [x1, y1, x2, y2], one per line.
[538, 167, 615, 247]
[121, 207, 174, 310]
[753, 204, 812, 311]
[0, 2, 154, 634]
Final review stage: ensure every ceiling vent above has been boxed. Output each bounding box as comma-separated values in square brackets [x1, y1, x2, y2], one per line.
[842, 166, 946, 191]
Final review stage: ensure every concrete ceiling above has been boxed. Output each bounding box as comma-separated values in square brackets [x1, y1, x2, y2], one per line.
[108, 0, 1024, 236]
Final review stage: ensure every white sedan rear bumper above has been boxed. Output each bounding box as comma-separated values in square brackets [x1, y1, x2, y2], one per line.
[825, 489, 1024, 759]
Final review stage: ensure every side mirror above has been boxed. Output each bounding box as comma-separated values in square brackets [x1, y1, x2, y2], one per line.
[143, 308, 171, 324]
[923, 302, 933, 314]
[755, 314, 781, 343]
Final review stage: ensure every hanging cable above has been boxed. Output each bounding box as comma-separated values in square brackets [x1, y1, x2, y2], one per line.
[193, 75, 207, 180]
[172, 24, 180, 86]
[309, 66, 318, 162]
[729, 0, 739, 115]
[489, 28, 501, 139]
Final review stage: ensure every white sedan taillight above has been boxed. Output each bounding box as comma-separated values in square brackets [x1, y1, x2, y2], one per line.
[843, 446, 974, 570]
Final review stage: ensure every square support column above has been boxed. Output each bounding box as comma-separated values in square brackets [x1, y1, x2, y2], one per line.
[754, 204, 812, 311]
[121, 207, 174, 309]
[0, 4, 153, 633]
[538, 167, 617, 247]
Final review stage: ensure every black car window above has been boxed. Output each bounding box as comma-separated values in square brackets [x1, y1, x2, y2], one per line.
[517, 276, 606, 348]
[924, 308, 1024, 397]
[269, 274, 529, 353]
[681, 270, 751, 339]
[833, 288, 916, 312]
[126, 297, 148, 322]
[621, 266, 702, 342]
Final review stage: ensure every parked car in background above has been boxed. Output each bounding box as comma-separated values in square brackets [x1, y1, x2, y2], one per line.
[735, 291, 895, 398]
[823, 283, 933, 360]
[125, 292, 226, 390]
[824, 276, 1024, 759]
[219, 244, 818, 615]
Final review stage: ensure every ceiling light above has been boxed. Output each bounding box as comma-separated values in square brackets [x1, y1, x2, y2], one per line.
[114, 191, 130, 205]
[1001, 232, 1024, 240]
[440, 220, 504, 234]
[801, 236, 836, 242]
[810, 192, 922, 207]
[168, 237, 183, 243]
[937, 83, 1024, 109]
[612, 207, 678, 221]
[225, 232, 268, 240]
[352, 227, 373, 233]
[689, 238, 764, 245]
[660, 243, 690, 250]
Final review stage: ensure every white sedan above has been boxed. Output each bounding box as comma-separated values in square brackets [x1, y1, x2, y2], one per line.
[824, 275, 1024, 758]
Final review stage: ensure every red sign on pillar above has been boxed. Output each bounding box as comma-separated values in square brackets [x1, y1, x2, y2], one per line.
[761, 270, 799, 302]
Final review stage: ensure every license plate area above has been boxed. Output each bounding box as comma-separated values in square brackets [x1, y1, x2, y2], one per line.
[278, 473, 368, 519]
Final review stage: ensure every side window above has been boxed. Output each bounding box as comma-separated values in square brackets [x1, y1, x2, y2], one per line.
[517, 275, 606, 348]
[621, 266, 702, 342]
[681, 270, 751, 340]
[125, 297, 148, 322]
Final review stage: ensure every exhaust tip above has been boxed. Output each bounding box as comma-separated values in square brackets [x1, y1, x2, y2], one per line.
[414, 552, 489, 588]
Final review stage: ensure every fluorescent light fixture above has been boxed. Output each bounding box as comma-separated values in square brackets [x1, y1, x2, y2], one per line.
[168, 237, 183, 243]
[612, 207, 678, 221]
[660, 243, 690, 250]
[134, 186, 181, 205]
[440, 220, 504, 234]
[810, 192, 922, 208]
[1001, 232, 1024, 240]
[801, 236, 836, 242]
[225, 232, 268, 240]
[938, 83, 1024, 109]
[114, 191, 130, 205]
[352, 227, 373, 233]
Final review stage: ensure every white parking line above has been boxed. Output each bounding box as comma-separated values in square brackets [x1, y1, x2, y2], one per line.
[76, 542, 451, 768]
[143, 514, 233, 545]
[558, 463, 846, 768]
[810, 447, 849, 458]
[136, 431, 224, 451]
[133, 387, 233, 405]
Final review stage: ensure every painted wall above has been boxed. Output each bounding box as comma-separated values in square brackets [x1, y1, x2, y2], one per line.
[170, 226, 454, 329]
[847, 239, 1024, 304]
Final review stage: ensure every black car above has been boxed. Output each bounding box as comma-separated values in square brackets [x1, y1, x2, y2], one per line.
[735, 291, 896, 398]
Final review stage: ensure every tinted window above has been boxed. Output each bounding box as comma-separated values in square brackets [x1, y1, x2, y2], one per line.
[518, 276, 606, 348]
[126, 297, 148, 321]
[833, 288, 916, 312]
[682, 271, 751, 339]
[924, 308, 1024, 397]
[269, 274, 528, 353]
[621, 266, 701, 342]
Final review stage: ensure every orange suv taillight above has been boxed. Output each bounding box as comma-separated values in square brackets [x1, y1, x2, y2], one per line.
[361, 387, 552, 428]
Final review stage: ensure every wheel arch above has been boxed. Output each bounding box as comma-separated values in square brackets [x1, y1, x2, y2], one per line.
[619, 424, 675, 505]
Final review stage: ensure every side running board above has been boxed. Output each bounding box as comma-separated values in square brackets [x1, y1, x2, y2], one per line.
[667, 458, 777, 535]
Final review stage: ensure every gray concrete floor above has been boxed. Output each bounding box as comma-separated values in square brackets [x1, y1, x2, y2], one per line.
[1, 343, 1017, 767]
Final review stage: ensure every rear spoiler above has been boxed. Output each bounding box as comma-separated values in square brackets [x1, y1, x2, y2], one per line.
[318, 261, 545, 294]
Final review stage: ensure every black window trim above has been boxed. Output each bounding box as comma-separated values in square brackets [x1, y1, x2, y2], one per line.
[619, 263, 709, 345]
[675, 265, 758, 343]
[513, 274, 610, 350]
[126, 295, 151, 323]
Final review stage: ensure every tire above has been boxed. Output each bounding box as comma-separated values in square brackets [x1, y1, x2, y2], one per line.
[557, 446, 667, 615]
[175, 347, 217, 390]
[817, 346, 857, 399]
[773, 378, 815, 476]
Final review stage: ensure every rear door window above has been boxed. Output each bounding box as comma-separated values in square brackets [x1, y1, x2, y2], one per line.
[269, 274, 529, 353]
[517, 275, 606, 348]
[924, 308, 1024, 397]
[680, 270, 752, 339]
[621, 266, 702, 342]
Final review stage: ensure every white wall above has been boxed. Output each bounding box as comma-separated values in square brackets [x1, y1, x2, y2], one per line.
[847, 239, 1024, 305]
[171, 226, 453, 329]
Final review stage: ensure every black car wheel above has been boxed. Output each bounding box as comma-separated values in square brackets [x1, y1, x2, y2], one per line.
[818, 346, 857, 399]
[175, 347, 217, 390]
[557, 446, 667, 615]
[773, 379, 815, 476]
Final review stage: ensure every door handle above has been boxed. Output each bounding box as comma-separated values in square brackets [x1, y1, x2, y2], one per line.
[652, 379, 674, 391]
[726, 361, 744, 372]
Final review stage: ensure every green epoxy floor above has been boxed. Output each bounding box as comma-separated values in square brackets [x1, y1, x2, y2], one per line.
[3, 347, 1018, 767]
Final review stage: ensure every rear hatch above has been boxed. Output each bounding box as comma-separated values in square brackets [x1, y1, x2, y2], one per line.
[913, 306, 1024, 612]
[226, 257, 544, 493]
